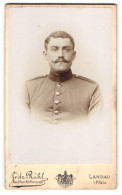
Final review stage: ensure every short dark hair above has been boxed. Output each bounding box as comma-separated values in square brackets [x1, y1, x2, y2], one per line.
[44, 31, 75, 50]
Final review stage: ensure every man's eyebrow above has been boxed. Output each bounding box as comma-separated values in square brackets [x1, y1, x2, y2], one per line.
[51, 46, 59, 48]
[63, 46, 71, 49]
[50, 46, 71, 49]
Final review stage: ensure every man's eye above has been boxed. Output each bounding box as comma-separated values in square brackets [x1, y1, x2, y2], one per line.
[64, 48, 70, 52]
[51, 48, 58, 51]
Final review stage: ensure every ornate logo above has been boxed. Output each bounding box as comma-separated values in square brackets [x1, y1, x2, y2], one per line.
[55, 171, 76, 188]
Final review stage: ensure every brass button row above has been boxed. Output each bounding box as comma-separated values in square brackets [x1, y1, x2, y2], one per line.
[54, 83, 62, 116]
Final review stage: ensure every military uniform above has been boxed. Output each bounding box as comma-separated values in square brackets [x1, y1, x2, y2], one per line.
[24, 69, 103, 124]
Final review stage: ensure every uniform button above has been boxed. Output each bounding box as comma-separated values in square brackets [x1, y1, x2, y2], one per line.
[54, 100, 60, 104]
[54, 110, 59, 115]
[57, 83, 61, 86]
[56, 91, 60, 96]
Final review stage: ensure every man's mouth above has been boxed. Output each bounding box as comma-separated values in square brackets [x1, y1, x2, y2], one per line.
[52, 59, 69, 63]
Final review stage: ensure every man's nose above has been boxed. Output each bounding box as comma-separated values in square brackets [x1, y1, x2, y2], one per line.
[58, 49, 64, 57]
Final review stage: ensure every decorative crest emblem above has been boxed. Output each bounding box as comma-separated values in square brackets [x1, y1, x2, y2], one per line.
[55, 171, 76, 188]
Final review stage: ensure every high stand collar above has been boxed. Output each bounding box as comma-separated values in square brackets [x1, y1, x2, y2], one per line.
[49, 69, 73, 82]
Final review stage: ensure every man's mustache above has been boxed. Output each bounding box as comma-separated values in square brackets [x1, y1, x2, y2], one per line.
[52, 58, 69, 63]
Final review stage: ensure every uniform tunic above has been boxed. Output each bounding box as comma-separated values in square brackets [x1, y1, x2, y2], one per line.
[24, 69, 103, 124]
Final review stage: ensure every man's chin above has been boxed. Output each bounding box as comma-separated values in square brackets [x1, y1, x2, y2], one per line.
[50, 64, 71, 74]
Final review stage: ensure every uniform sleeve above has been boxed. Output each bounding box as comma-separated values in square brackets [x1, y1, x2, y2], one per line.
[23, 82, 30, 111]
[88, 84, 103, 121]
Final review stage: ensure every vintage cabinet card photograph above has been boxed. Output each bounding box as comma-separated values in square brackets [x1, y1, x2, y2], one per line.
[5, 4, 116, 189]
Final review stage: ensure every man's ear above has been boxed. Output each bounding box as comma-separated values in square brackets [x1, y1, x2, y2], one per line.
[72, 51, 76, 61]
[43, 50, 48, 60]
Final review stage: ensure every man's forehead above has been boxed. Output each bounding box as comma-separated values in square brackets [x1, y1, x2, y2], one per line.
[48, 37, 73, 47]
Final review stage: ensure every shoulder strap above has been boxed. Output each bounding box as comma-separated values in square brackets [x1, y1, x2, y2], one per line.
[74, 74, 96, 84]
[28, 74, 48, 81]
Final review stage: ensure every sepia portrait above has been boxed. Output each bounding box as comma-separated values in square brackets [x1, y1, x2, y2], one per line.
[24, 30, 103, 124]
[5, 4, 116, 189]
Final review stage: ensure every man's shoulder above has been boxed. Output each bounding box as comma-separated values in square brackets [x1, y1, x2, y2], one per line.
[27, 74, 48, 82]
[73, 74, 97, 85]
[25, 75, 48, 90]
[26, 74, 47, 84]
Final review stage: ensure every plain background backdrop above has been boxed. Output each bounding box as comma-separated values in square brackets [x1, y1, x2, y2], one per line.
[0, 0, 121, 194]
[8, 5, 112, 164]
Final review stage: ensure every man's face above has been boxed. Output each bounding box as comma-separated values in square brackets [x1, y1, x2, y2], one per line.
[43, 37, 76, 73]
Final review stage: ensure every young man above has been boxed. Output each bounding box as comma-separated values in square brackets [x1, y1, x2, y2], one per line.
[24, 31, 103, 124]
